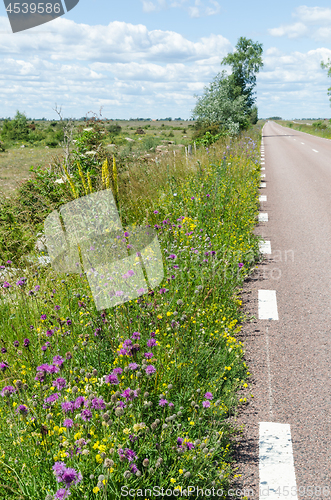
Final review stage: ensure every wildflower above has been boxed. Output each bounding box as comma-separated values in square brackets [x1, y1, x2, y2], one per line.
[0, 361, 9, 372]
[131, 332, 140, 340]
[123, 339, 132, 348]
[13, 340, 19, 348]
[204, 392, 213, 400]
[53, 356, 65, 367]
[202, 400, 211, 408]
[35, 285, 40, 291]
[238, 262, 244, 268]
[145, 365, 156, 376]
[144, 352, 153, 359]
[81, 409, 92, 421]
[63, 419, 73, 428]
[128, 363, 139, 370]
[168, 254, 177, 260]
[65, 352, 72, 360]
[54, 305, 61, 310]
[147, 338, 157, 348]
[54, 489, 70, 500]
[1, 385, 16, 397]
[23, 338, 30, 348]
[46, 329, 54, 337]
[121, 388, 138, 401]
[40, 314, 47, 320]
[62, 401, 75, 413]
[16, 404, 29, 416]
[105, 374, 119, 385]
[3, 281, 11, 288]
[159, 287, 167, 294]
[66, 319, 72, 326]
[153, 210, 159, 214]
[159, 399, 168, 407]
[44, 393, 60, 404]
[1, 347, 7, 354]
[53, 378, 67, 391]
[74, 396, 86, 409]
[177, 437, 183, 445]
[16, 277, 27, 287]
[91, 397, 106, 410]
[113, 367, 123, 375]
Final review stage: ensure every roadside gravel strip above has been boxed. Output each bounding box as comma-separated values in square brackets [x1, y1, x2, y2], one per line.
[233, 121, 331, 499]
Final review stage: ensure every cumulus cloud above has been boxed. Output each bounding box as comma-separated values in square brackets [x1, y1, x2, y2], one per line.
[269, 6, 331, 41]
[141, 0, 221, 18]
[0, 16, 231, 118]
[256, 47, 331, 118]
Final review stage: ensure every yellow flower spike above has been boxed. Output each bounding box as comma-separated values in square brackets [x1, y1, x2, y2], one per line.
[77, 162, 88, 196]
[113, 155, 118, 199]
[63, 163, 78, 199]
[87, 171, 93, 193]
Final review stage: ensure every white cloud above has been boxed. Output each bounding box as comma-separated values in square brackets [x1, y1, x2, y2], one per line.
[140, 0, 221, 18]
[269, 5, 331, 41]
[0, 16, 231, 118]
[256, 47, 331, 118]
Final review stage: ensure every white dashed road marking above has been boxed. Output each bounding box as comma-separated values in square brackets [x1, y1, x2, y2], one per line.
[259, 213, 268, 222]
[258, 290, 279, 320]
[312, 149, 318, 152]
[259, 195, 267, 201]
[259, 240, 271, 254]
[261, 167, 265, 170]
[261, 162, 265, 165]
[261, 174, 266, 178]
[260, 182, 266, 188]
[259, 422, 298, 500]
[301, 142, 304, 145]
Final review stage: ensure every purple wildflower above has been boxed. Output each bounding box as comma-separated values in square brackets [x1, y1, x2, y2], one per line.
[53, 355, 64, 366]
[202, 400, 211, 408]
[128, 363, 139, 370]
[54, 305, 61, 310]
[62, 401, 75, 413]
[3, 282, 11, 288]
[0, 361, 9, 371]
[23, 338, 30, 348]
[159, 399, 168, 407]
[168, 254, 177, 260]
[153, 210, 159, 214]
[121, 388, 138, 401]
[46, 329, 54, 337]
[144, 352, 153, 359]
[91, 397, 106, 410]
[105, 373, 119, 385]
[81, 409, 92, 421]
[118, 348, 128, 356]
[52, 378, 67, 391]
[1, 347, 7, 354]
[145, 365, 156, 376]
[204, 392, 213, 400]
[63, 418, 73, 428]
[238, 262, 244, 268]
[74, 396, 86, 409]
[13, 340, 19, 348]
[16, 404, 28, 415]
[40, 314, 47, 320]
[35, 285, 40, 291]
[130, 463, 138, 473]
[54, 488, 70, 500]
[66, 319, 72, 326]
[44, 393, 60, 404]
[131, 332, 140, 340]
[185, 441, 195, 450]
[177, 437, 183, 445]
[147, 338, 157, 348]
[1, 385, 16, 397]
[125, 448, 137, 463]
[123, 339, 132, 348]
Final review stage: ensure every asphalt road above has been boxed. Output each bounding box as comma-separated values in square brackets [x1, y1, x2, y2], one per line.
[234, 121, 331, 498]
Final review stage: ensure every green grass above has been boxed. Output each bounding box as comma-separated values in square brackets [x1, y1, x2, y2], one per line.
[276, 119, 331, 139]
[0, 123, 263, 499]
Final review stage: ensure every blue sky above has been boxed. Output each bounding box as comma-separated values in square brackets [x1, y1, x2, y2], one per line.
[1, 0, 331, 119]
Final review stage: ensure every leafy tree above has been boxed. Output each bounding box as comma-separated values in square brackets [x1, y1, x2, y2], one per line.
[321, 59, 331, 105]
[191, 70, 249, 135]
[221, 37, 263, 111]
[1, 111, 30, 142]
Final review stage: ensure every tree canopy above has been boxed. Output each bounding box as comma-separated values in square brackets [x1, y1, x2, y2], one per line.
[191, 37, 263, 135]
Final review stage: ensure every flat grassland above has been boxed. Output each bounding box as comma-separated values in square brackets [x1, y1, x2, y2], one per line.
[0, 119, 195, 196]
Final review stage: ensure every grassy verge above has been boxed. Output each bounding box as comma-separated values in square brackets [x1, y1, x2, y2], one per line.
[0, 125, 262, 500]
[276, 119, 331, 139]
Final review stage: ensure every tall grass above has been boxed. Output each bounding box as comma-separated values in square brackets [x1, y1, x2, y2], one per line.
[0, 125, 262, 499]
